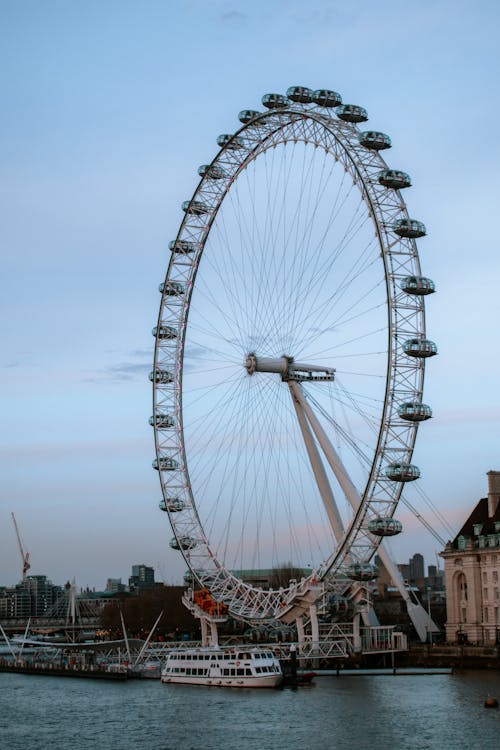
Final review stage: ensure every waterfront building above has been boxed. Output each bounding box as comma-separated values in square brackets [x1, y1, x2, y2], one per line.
[441, 471, 500, 645]
[0, 575, 64, 621]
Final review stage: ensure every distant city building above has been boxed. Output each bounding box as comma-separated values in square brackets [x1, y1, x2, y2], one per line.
[0, 575, 63, 620]
[105, 578, 126, 593]
[410, 553, 424, 582]
[129, 564, 155, 591]
[441, 471, 500, 645]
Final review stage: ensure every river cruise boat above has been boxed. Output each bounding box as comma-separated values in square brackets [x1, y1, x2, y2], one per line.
[161, 647, 282, 688]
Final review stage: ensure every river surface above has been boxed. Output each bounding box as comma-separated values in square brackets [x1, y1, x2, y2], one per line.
[1, 670, 500, 750]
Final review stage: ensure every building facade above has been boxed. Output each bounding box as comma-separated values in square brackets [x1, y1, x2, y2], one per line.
[441, 471, 500, 644]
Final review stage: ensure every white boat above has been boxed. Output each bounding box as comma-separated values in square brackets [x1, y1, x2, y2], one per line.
[161, 647, 282, 688]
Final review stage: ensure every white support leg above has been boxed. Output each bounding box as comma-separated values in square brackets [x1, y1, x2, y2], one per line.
[289, 380, 438, 642]
[210, 620, 219, 647]
[200, 617, 208, 647]
[309, 603, 319, 650]
[296, 616, 305, 646]
[288, 381, 344, 542]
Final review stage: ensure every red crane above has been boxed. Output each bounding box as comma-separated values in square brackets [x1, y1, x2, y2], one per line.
[11, 512, 30, 580]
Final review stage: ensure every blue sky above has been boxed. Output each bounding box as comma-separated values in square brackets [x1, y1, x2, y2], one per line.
[1, 0, 499, 589]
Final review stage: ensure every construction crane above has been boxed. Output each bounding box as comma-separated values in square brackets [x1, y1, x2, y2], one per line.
[11, 512, 30, 580]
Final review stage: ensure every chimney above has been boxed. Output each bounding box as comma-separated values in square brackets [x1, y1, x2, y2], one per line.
[487, 470, 500, 518]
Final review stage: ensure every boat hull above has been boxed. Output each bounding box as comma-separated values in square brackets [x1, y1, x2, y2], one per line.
[161, 673, 282, 688]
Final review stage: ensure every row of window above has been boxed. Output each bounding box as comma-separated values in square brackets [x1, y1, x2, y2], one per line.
[482, 571, 499, 583]
[168, 651, 274, 662]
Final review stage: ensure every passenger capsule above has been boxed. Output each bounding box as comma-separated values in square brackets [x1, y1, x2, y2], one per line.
[169, 240, 197, 254]
[400, 276, 435, 296]
[261, 93, 289, 109]
[159, 280, 185, 295]
[346, 562, 379, 581]
[152, 456, 179, 471]
[392, 218, 426, 238]
[159, 497, 185, 512]
[238, 109, 260, 123]
[358, 131, 391, 150]
[183, 570, 195, 585]
[149, 413, 175, 428]
[217, 134, 245, 149]
[398, 402, 433, 422]
[378, 170, 411, 189]
[286, 86, 313, 104]
[368, 517, 403, 537]
[385, 463, 420, 482]
[181, 200, 210, 216]
[336, 104, 368, 123]
[403, 338, 438, 358]
[149, 369, 173, 384]
[152, 325, 177, 340]
[311, 89, 342, 107]
[197, 164, 227, 179]
[170, 535, 197, 551]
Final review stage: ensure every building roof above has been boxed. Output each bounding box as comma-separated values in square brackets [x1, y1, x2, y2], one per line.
[452, 496, 500, 547]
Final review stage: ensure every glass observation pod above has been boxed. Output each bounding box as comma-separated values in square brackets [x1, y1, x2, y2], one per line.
[149, 369, 173, 384]
[358, 131, 392, 150]
[286, 86, 313, 104]
[398, 402, 433, 422]
[152, 457, 180, 471]
[346, 562, 379, 581]
[403, 337, 438, 358]
[152, 325, 177, 340]
[216, 134, 245, 149]
[336, 104, 368, 123]
[198, 164, 227, 179]
[149, 413, 175, 428]
[311, 88, 342, 107]
[400, 276, 435, 296]
[169, 240, 197, 254]
[159, 497, 185, 512]
[385, 463, 420, 482]
[392, 218, 426, 238]
[261, 93, 289, 109]
[181, 200, 210, 216]
[378, 169, 412, 189]
[238, 110, 260, 123]
[368, 517, 403, 537]
[170, 536, 197, 551]
[159, 280, 185, 295]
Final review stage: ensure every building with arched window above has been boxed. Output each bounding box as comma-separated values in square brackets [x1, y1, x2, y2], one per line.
[441, 471, 500, 644]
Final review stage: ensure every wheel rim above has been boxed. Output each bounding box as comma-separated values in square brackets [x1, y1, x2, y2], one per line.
[152, 99, 430, 621]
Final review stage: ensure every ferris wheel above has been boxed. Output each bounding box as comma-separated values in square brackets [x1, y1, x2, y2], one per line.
[151, 86, 436, 626]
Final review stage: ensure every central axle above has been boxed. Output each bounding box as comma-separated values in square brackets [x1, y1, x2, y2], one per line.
[245, 353, 335, 382]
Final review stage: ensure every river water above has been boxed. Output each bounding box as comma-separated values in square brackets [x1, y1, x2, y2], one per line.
[1, 670, 499, 750]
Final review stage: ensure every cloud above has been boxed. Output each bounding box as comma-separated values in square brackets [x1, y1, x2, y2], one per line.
[83, 348, 152, 383]
[221, 10, 246, 22]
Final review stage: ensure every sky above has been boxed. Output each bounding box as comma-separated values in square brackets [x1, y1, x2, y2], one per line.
[1, 0, 499, 591]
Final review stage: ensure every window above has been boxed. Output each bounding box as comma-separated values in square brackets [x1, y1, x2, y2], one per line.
[493, 571, 498, 584]
[484, 608, 489, 623]
[483, 571, 488, 583]
[484, 587, 488, 600]
[462, 607, 467, 623]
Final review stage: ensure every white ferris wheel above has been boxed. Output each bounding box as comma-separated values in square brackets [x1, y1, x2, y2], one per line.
[151, 86, 437, 633]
